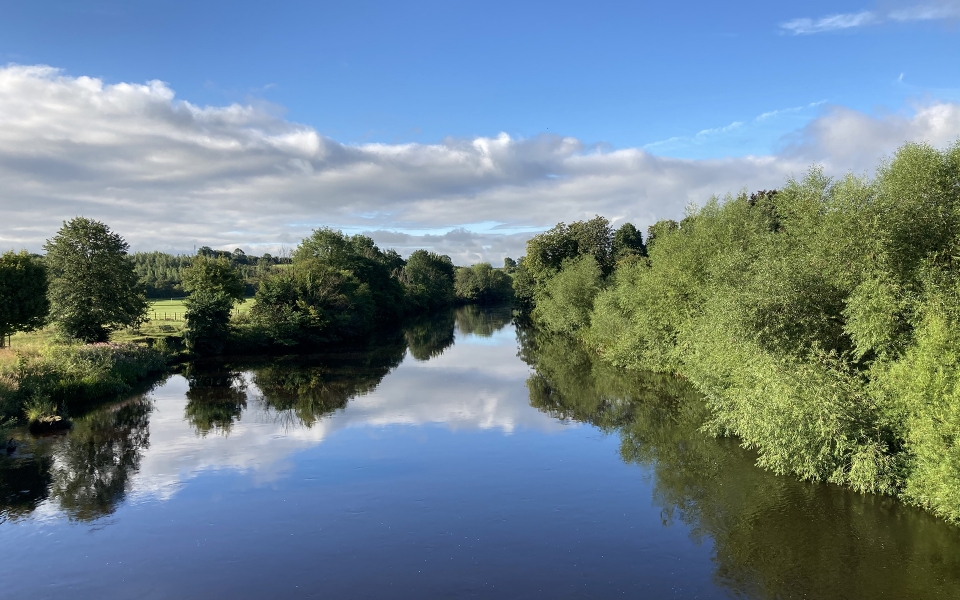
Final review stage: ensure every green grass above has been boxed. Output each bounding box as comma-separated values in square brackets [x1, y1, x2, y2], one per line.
[2, 297, 257, 367]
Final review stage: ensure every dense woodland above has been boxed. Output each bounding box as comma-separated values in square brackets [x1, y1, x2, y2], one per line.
[515, 141, 960, 524]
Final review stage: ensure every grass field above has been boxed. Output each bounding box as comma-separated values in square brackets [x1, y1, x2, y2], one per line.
[1, 297, 256, 367]
[147, 297, 254, 321]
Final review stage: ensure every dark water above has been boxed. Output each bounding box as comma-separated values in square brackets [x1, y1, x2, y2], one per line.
[3, 306, 960, 599]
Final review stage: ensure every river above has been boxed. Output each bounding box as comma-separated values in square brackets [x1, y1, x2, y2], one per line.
[2, 306, 960, 599]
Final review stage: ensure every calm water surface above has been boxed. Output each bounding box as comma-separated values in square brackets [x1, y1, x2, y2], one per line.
[3, 306, 960, 599]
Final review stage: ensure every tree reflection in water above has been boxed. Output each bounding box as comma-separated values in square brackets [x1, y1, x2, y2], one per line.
[0, 454, 52, 524]
[48, 397, 152, 522]
[183, 363, 248, 436]
[455, 304, 513, 337]
[252, 335, 407, 428]
[405, 310, 455, 361]
[519, 326, 960, 600]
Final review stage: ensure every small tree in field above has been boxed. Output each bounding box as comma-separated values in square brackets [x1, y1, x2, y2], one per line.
[0, 251, 49, 347]
[44, 218, 148, 343]
[182, 256, 244, 354]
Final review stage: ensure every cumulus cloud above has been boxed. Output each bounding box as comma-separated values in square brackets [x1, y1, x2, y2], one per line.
[1, 65, 960, 262]
[781, 1, 960, 34]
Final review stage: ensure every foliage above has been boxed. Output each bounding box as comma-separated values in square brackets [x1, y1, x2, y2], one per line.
[181, 256, 245, 301]
[292, 228, 405, 320]
[399, 250, 456, 311]
[43, 218, 148, 343]
[184, 290, 235, 354]
[612, 222, 647, 261]
[519, 325, 960, 598]
[0, 251, 49, 346]
[531, 255, 603, 335]
[0, 342, 165, 427]
[527, 140, 960, 523]
[181, 257, 244, 354]
[249, 259, 375, 347]
[512, 216, 615, 312]
[132, 249, 288, 298]
[454, 263, 514, 304]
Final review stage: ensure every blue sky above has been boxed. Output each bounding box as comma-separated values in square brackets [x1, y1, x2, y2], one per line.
[1, 1, 959, 260]
[4, 0, 956, 158]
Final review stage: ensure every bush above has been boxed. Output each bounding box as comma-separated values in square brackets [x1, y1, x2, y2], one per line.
[0, 343, 166, 425]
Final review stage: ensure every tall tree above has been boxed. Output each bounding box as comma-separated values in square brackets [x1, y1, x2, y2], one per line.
[612, 222, 647, 260]
[399, 250, 456, 311]
[181, 256, 244, 354]
[0, 251, 49, 347]
[44, 218, 147, 343]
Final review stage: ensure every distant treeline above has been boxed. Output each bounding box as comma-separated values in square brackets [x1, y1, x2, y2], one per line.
[514, 140, 960, 525]
[132, 247, 290, 298]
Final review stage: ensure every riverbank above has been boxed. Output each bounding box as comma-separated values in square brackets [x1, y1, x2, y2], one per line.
[0, 342, 168, 434]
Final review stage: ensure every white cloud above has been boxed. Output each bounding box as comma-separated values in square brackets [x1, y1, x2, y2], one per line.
[781, 1, 960, 34]
[781, 11, 878, 35]
[1, 65, 960, 262]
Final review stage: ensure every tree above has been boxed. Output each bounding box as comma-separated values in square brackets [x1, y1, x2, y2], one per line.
[399, 250, 456, 311]
[43, 218, 147, 343]
[503, 257, 517, 273]
[182, 256, 245, 301]
[612, 222, 647, 260]
[454, 263, 514, 304]
[182, 257, 244, 354]
[0, 251, 49, 347]
[513, 216, 613, 314]
[293, 228, 405, 322]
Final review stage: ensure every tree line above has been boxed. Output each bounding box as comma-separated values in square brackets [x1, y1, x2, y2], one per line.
[513, 140, 960, 525]
[0, 220, 515, 354]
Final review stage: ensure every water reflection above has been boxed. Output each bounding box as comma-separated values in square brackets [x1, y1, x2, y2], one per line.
[183, 364, 248, 436]
[0, 307, 519, 523]
[405, 310, 456, 360]
[519, 327, 960, 599]
[4, 308, 960, 599]
[253, 336, 407, 428]
[455, 304, 513, 337]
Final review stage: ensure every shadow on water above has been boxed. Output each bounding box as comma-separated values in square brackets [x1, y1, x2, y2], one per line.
[518, 326, 960, 599]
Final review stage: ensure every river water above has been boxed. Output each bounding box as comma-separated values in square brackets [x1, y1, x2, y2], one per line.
[3, 306, 960, 599]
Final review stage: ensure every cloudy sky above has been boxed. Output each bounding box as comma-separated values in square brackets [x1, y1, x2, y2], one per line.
[2, 1, 960, 263]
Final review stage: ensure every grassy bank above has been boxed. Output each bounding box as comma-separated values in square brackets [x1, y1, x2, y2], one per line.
[0, 342, 167, 433]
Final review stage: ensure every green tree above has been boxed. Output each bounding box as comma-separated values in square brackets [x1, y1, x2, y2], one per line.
[400, 250, 456, 311]
[182, 256, 245, 301]
[182, 256, 244, 354]
[454, 263, 514, 304]
[513, 216, 614, 314]
[503, 257, 517, 273]
[43, 218, 147, 343]
[293, 228, 405, 322]
[0, 251, 49, 347]
[532, 255, 604, 334]
[612, 222, 646, 261]
[250, 260, 374, 347]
